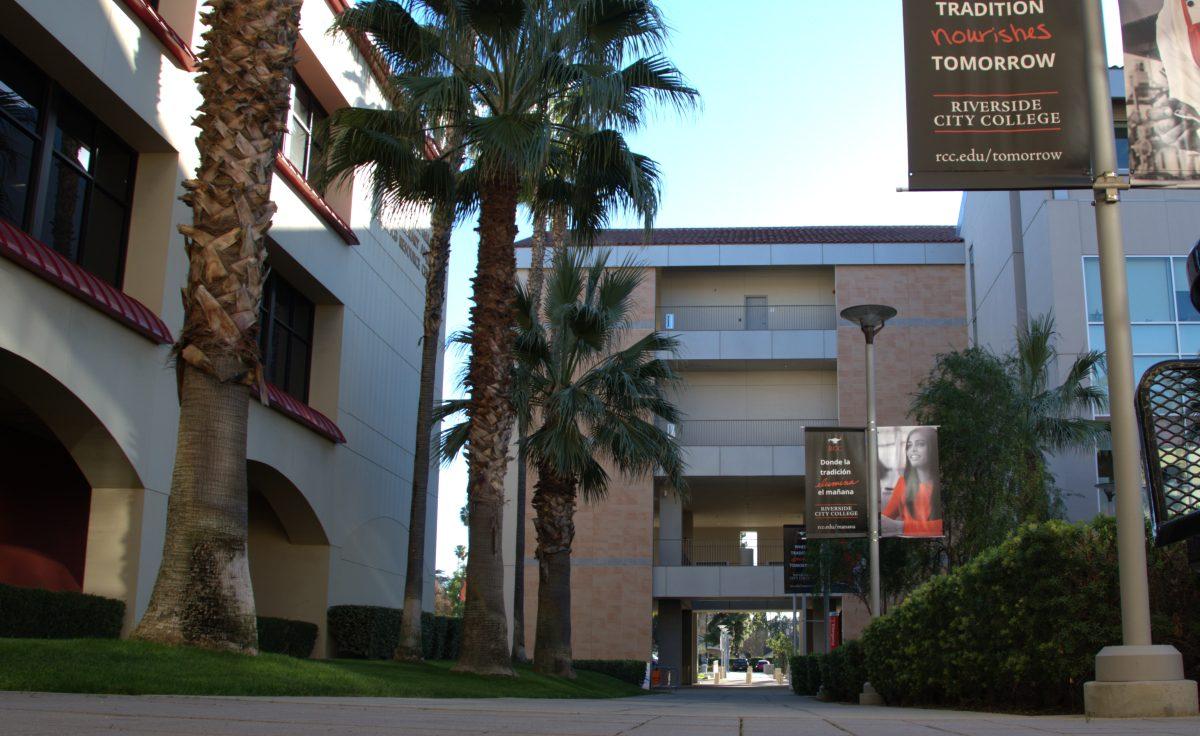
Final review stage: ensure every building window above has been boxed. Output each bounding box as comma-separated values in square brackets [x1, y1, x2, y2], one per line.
[1115, 124, 1130, 172]
[0, 40, 136, 289]
[1084, 255, 1200, 395]
[284, 78, 327, 184]
[259, 271, 314, 403]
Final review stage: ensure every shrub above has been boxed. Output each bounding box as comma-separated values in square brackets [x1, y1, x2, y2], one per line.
[788, 655, 811, 695]
[0, 584, 123, 639]
[573, 659, 646, 685]
[327, 605, 401, 659]
[788, 654, 826, 696]
[820, 641, 866, 702]
[862, 517, 1200, 712]
[256, 616, 318, 658]
[326, 606, 463, 661]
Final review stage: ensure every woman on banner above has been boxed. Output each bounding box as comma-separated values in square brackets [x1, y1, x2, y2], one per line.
[881, 426, 943, 537]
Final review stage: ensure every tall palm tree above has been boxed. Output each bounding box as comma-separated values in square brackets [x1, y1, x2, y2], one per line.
[375, 0, 695, 675]
[322, 0, 475, 663]
[1011, 313, 1109, 520]
[133, 0, 303, 652]
[445, 248, 686, 677]
[519, 248, 685, 677]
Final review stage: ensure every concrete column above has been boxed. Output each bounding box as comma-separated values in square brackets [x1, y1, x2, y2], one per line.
[82, 488, 146, 636]
[656, 599, 684, 687]
[657, 491, 683, 566]
[682, 609, 696, 685]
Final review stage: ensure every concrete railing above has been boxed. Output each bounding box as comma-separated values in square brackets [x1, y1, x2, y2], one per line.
[665, 418, 838, 446]
[656, 305, 836, 331]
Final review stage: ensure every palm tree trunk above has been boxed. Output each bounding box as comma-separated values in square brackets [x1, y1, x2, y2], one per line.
[133, 0, 302, 653]
[454, 172, 519, 677]
[532, 461, 576, 678]
[395, 198, 454, 661]
[549, 208, 567, 259]
[511, 213, 548, 664]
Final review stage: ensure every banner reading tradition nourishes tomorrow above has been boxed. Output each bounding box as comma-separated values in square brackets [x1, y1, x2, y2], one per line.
[902, 0, 1092, 190]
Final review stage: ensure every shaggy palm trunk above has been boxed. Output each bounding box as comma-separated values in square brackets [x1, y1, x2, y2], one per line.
[532, 461, 576, 678]
[511, 213, 549, 664]
[395, 199, 455, 661]
[133, 0, 301, 653]
[549, 208, 567, 258]
[454, 173, 520, 676]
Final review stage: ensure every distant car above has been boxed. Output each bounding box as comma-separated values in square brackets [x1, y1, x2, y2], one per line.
[728, 658, 749, 672]
[753, 659, 771, 673]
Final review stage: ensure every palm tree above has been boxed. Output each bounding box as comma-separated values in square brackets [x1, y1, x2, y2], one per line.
[1011, 313, 1109, 520]
[322, 0, 475, 663]
[133, 0, 303, 652]
[373, 0, 695, 675]
[521, 250, 686, 677]
[445, 248, 686, 677]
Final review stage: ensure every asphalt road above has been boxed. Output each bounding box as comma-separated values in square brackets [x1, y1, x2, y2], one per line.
[2, 686, 1198, 735]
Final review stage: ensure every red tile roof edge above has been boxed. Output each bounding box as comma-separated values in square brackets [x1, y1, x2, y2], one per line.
[515, 226, 963, 248]
[253, 383, 347, 444]
[0, 218, 174, 345]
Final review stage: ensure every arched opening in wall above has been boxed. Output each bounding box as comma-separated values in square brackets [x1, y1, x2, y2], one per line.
[0, 349, 145, 629]
[247, 461, 331, 658]
[0, 385, 90, 592]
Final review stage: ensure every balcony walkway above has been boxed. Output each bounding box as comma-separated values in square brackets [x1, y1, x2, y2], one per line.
[4, 689, 1195, 735]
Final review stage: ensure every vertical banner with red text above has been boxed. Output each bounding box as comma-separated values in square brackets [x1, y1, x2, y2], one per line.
[805, 428, 869, 539]
[902, 0, 1092, 190]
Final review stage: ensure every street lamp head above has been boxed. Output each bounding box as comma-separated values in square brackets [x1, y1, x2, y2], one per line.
[840, 305, 897, 342]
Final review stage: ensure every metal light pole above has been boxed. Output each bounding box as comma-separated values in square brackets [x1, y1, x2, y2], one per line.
[840, 304, 895, 706]
[1080, 0, 1196, 717]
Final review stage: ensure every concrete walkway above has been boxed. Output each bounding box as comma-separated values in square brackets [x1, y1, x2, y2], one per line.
[2, 685, 1198, 735]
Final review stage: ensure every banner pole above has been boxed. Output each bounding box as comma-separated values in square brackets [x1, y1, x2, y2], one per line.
[1080, 0, 1195, 717]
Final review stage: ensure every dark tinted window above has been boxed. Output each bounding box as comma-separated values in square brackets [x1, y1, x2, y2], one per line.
[286, 78, 328, 183]
[0, 39, 136, 289]
[259, 271, 315, 403]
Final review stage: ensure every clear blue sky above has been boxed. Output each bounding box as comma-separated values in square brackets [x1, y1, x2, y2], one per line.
[434, 0, 1127, 573]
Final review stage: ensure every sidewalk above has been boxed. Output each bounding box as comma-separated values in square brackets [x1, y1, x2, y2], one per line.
[2, 686, 1197, 735]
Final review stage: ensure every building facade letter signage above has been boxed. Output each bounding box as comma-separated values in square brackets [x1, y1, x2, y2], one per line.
[902, 0, 1092, 190]
[805, 428, 869, 539]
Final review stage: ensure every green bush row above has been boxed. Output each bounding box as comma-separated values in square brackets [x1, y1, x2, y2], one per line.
[256, 616, 318, 658]
[573, 659, 645, 685]
[820, 640, 866, 702]
[0, 583, 124, 639]
[327, 605, 462, 660]
[788, 654, 823, 696]
[860, 518, 1200, 712]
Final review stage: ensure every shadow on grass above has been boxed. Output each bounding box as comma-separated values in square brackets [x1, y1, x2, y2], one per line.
[0, 639, 645, 699]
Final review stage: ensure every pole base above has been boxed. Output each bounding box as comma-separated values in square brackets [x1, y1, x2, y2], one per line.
[1084, 645, 1198, 718]
[1084, 680, 1198, 718]
[859, 680, 884, 706]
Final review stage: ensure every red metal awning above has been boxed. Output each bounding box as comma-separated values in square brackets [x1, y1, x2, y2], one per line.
[254, 382, 347, 444]
[0, 218, 174, 345]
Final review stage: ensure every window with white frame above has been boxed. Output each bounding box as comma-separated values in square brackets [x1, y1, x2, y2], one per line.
[284, 77, 327, 185]
[1084, 255, 1198, 502]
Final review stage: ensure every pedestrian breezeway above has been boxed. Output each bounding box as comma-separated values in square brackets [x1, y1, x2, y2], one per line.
[3, 690, 1197, 735]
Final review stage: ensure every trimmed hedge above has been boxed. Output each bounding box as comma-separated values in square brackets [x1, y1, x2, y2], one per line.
[0, 583, 123, 639]
[327, 605, 462, 660]
[573, 659, 646, 685]
[862, 518, 1200, 712]
[256, 616, 318, 658]
[788, 654, 824, 695]
[819, 640, 866, 702]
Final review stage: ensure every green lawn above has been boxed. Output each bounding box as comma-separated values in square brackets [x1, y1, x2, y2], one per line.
[0, 639, 645, 699]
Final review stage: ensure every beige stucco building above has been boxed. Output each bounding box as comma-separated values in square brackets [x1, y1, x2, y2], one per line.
[0, 0, 439, 657]
[507, 227, 968, 683]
